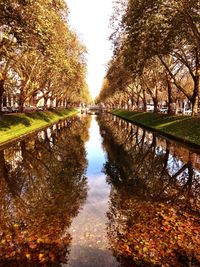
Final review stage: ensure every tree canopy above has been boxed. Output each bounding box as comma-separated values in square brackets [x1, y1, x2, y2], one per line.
[0, 0, 91, 112]
[99, 0, 200, 116]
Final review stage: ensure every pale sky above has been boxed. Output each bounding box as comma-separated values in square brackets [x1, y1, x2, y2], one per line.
[67, 0, 113, 100]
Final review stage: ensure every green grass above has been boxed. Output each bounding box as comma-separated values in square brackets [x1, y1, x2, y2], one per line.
[112, 110, 200, 147]
[0, 109, 78, 145]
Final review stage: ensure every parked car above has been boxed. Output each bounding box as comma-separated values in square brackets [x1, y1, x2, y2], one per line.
[37, 106, 44, 111]
[1, 107, 13, 113]
[147, 105, 154, 111]
[24, 106, 34, 112]
[11, 107, 19, 113]
[184, 109, 192, 115]
[159, 107, 168, 113]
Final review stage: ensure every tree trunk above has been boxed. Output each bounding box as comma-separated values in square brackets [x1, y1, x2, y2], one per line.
[166, 76, 174, 115]
[56, 99, 61, 108]
[32, 93, 37, 111]
[191, 74, 199, 116]
[142, 88, 147, 111]
[49, 97, 54, 110]
[192, 48, 200, 116]
[43, 97, 48, 110]
[0, 79, 5, 114]
[153, 97, 158, 113]
[65, 101, 70, 109]
[136, 96, 140, 110]
[175, 99, 179, 115]
[18, 93, 24, 113]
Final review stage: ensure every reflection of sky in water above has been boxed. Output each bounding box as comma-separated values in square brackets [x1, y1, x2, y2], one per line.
[67, 116, 118, 267]
[156, 146, 183, 175]
[85, 117, 106, 176]
[156, 145, 200, 181]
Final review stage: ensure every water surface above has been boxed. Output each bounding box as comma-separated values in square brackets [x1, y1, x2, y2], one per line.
[67, 116, 118, 267]
[0, 114, 199, 266]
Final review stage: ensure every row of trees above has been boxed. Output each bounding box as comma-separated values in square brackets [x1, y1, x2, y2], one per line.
[0, 0, 91, 113]
[98, 0, 200, 115]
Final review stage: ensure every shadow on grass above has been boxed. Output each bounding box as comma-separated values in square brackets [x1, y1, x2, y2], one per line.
[114, 110, 193, 126]
[0, 110, 73, 132]
[0, 111, 56, 131]
[25, 112, 51, 122]
[0, 115, 31, 130]
[52, 110, 63, 116]
[113, 110, 200, 144]
[159, 117, 200, 142]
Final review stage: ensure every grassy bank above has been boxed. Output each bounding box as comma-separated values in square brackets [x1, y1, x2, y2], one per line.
[112, 110, 200, 148]
[0, 109, 78, 145]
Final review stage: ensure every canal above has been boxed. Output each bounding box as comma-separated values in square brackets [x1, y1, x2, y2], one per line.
[0, 114, 199, 266]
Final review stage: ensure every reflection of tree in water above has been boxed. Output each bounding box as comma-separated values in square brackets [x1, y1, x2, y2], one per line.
[0, 116, 90, 266]
[98, 115, 200, 267]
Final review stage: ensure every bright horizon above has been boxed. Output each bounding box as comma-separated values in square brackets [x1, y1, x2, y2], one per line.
[67, 0, 113, 100]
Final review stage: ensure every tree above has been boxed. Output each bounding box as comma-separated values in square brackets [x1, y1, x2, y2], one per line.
[100, 0, 200, 115]
[0, 0, 90, 112]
